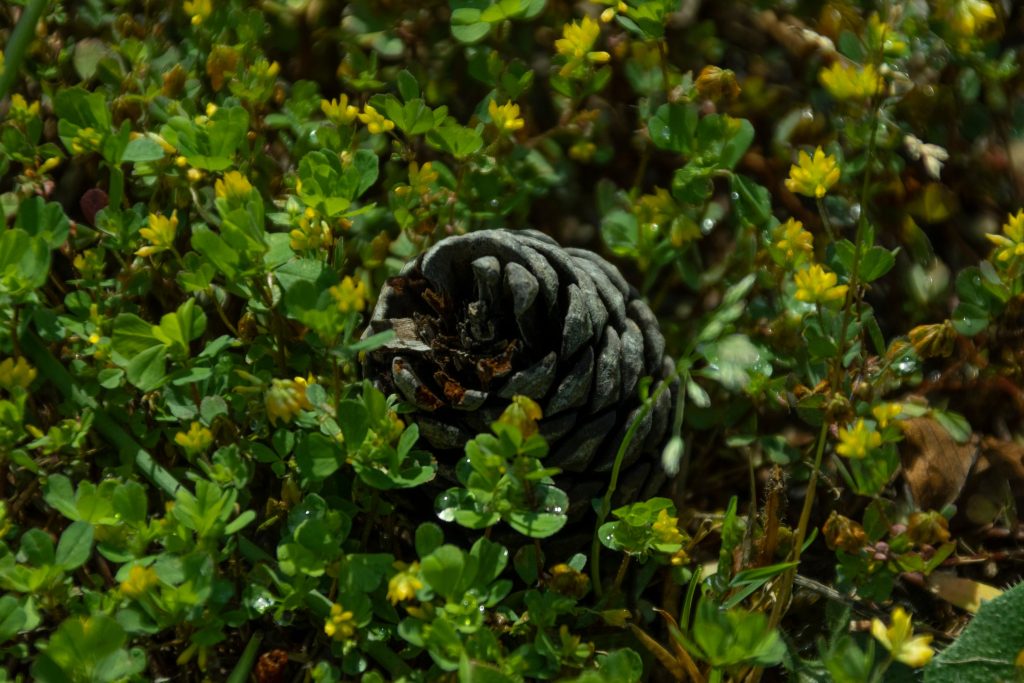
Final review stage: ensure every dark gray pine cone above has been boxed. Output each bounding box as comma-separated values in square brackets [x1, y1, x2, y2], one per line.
[363, 229, 677, 518]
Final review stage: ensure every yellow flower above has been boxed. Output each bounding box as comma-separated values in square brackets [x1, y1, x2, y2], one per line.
[794, 264, 848, 305]
[186, 168, 205, 183]
[174, 421, 213, 454]
[785, 147, 841, 199]
[70, 127, 103, 155]
[321, 95, 359, 126]
[488, 99, 525, 133]
[136, 211, 178, 257]
[771, 218, 814, 266]
[871, 403, 903, 428]
[214, 171, 253, 202]
[265, 377, 313, 425]
[8, 94, 41, 126]
[985, 210, 1024, 265]
[940, 0, 997, 37]
[408, 161, 439, 196]
[871, 607, 934, 668]
[120, 564, 159, 599]
[554, 16, 610, 76]
[867, 13, 908, 57]
[183, 0, 212, 25]
[289, 211, 333, 251]
[329, 276, 367, 314]
[324, 603, 357, 641]
[652, 509, 684, 547]
[387, 562, 423, 604]
[836, 418, 882, 459]
[635, 187, 676, 233]
[819, 62, 884, 100]
[357, 105, 395, 135]
[0, 357, 37, 391]
[496, 395, 543, 438]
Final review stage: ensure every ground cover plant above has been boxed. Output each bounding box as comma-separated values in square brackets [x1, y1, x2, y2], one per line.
[1, 0, 1023, 680]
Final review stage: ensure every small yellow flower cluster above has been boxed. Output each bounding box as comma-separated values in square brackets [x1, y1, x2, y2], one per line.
[871, 607, 934, 667]
[387, 562, 424, 604]
[174, 421, 213, 455]
[554, 16, 610, 76]
[597, 1, 628, 23]
[771, 218, 814, 267]
[329, 276, 367, 314]
[324, 603, 357, 641]
[794, 264, 848, 306]
[120, 564, 159, 599]
[73, 248, 106, 280]
[321, 95, 359, 126]
[785, 147, 841, 199]
[496, 395, 543, 438]
[183, 0, 212, 25]
[547, 563, 591, 599]
[836, 418, 882, 459]
[939, 0, 997, 38]
[0, 357, 37, 391]
[867, 14, 908, 57]
[358, 105, 394, 135]
[8, 94, 41, 126]
[652, 509, 684, 546]
[488, 99, 525, 134]
[214, 171, 253, 203]
[71, 127, 103, 155]
[635, 187, 676, 234]
[986, 210, 1024, 266]
[871, 403, 903, 428]
[819, 62, 884, 100]
[289, 208, 333, 251]
[136, 211, 179, 258]
[265, 377, 313, 425]
[407, 161, 439, 197]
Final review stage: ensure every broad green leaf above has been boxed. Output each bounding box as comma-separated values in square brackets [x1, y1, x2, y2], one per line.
[54, 522, 93, 570]
[647, 103, 697, 155]
[14, 197, 71, 250]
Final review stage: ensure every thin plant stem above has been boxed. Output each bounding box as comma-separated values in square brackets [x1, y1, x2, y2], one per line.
[0, 0, 49, 100]
[769, 419, 829, 630]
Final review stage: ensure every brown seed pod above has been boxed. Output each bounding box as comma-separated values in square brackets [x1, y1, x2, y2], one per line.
[363, 229, 677, 515]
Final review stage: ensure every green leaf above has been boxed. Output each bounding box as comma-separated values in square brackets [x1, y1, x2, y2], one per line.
[420, 544, 468, 600]
[20, 528, 55, 566]
[451, 8, 491, 44]
[730, 174, 772, 228]
[297, 149, 379, 216]
[191, 228, 240, 280]
[336, 399, 370, 448]
[925, 581, 1024, 683]
[112, 481, 148, 525]
[601, 209, 638, 257]
[122, 136, 165, 163]
[0, 228, 50, 296]
[125, 344, 168, 391]
[14, 196, 71, 250]
[427, 124, 483, 158]
[415, 522, 445, 558]
[110, 313, 161, 361]
[54, 521, 93, 570]
[397, 70, 420, 101]
[647, 103, 697, 155]
[858, 246, 897, 283]
[0, 596, 27, 644]
[295, 432, 342, 481]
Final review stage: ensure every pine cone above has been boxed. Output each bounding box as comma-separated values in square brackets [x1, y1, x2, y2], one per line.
[363, 229, 677, 517]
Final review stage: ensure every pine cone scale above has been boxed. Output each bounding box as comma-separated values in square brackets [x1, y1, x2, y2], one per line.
[364, 229, 678, 513]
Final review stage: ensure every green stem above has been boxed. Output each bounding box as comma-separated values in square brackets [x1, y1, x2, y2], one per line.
[768, 419, 829, 629]
[108, 165, 125, 211]
[591, 373, 677, 597]
[24, 335, 184, 498]
[0, 0, 48, 100]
